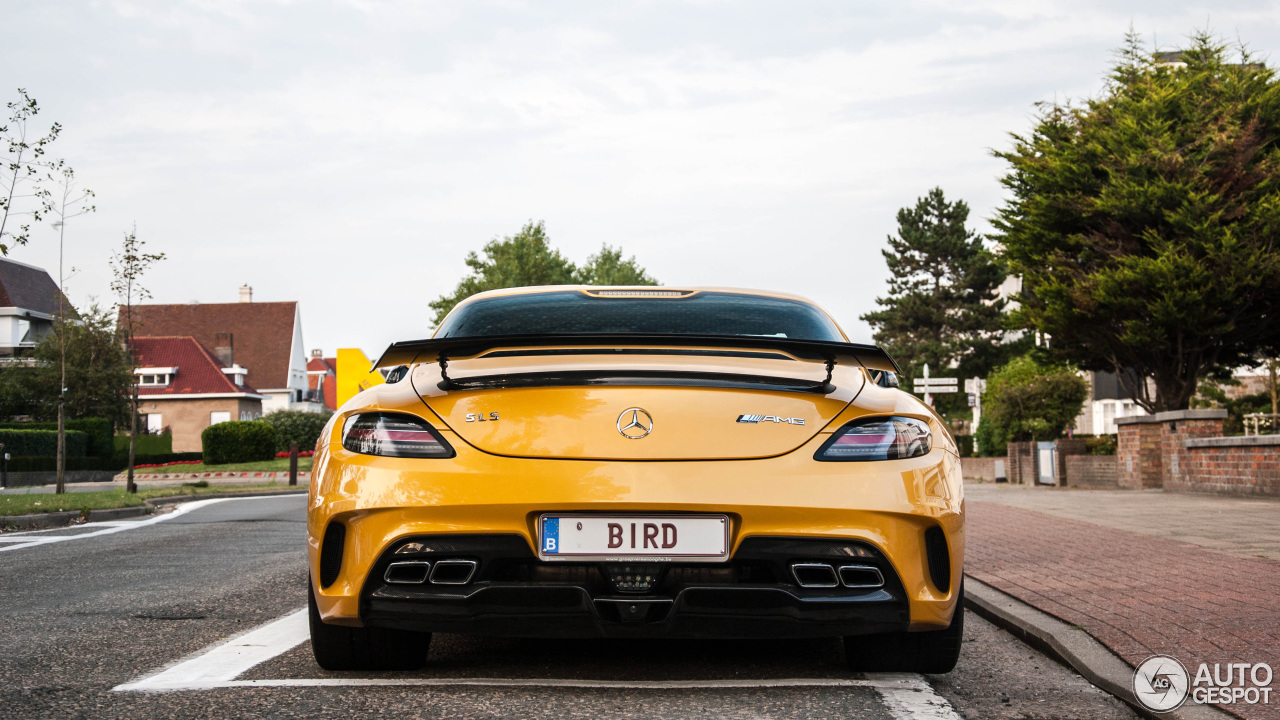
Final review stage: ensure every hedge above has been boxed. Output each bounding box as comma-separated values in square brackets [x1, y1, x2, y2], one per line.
[262, 410, 332, 453]
[0, 429, 87, 458]
[0, 418, 113, 458]
[114, 432, 173, 457]
[201, 421, 277, 465]
[2, 452, 204, 473]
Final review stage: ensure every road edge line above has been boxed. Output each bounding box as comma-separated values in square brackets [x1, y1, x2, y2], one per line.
[964, 576, 1236, 720]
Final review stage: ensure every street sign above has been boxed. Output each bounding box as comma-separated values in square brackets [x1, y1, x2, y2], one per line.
[964, 377, 987, 394]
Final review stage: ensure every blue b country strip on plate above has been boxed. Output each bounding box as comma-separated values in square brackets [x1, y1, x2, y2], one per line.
[537, 514, 730, 562]
[542, 517, 560, 554]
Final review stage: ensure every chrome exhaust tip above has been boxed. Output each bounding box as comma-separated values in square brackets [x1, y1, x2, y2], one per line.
[429, 559, 478, 585]
[384, 560, 431, 585]
[838, 564, 885, 589]
[791, 562, 839, 588]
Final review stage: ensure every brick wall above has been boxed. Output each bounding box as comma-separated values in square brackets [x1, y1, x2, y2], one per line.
[1170, 436, 1280, 496]
[1064, 455, 1119, 488]
[1159, 412, 1223, 489]
[961, 457, 997, 482]
[1117, 416, 1162, 489]
[1006, 441, 1037, 484]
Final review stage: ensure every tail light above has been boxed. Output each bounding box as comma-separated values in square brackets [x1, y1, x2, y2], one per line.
[815, 416, 932, 461]
[342, 413, 455, 458]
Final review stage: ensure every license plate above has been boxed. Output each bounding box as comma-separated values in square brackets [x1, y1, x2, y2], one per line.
[538, 514, 729, 562]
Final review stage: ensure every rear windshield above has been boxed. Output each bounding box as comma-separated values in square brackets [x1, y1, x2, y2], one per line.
[435, 291, 844, 341]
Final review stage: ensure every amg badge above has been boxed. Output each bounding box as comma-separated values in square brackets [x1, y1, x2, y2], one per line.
[737, 415, 805, 425]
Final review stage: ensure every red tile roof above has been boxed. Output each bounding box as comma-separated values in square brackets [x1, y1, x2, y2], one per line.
[307, 356, 337, 410]
[121, 302, 297, 390]
[131, 336, 259, 396]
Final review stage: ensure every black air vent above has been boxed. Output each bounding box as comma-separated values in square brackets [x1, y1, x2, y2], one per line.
[924, 526, 951, 592]
[320, 522, 346, 588]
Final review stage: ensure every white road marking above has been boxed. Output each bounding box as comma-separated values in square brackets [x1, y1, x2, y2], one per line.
[875, 675, 964, 719]
[0, 498, 237, 552]
[116, 608, 309, 691]
[115, 606, 965, 720]
[122, 676, 932, 691]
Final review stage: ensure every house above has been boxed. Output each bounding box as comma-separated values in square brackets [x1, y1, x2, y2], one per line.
[1073, 370, 1149, 436]
[0, 256, 75, 362]
[306, 350, 337, 411]
[131, 336, 266, 452]
[122, 285, 324, 413]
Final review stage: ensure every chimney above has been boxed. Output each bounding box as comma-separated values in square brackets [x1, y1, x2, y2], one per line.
[214, 332, 234, 366]
[239, 284, 253, 303]
[310, 348, 323, 359]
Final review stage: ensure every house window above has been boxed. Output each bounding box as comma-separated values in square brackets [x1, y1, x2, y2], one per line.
[210, 411, 231, 425]
[146, 414, 163, 434]
[137, 374, 170, 387]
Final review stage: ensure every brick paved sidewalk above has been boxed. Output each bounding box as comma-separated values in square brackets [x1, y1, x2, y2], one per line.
[967, 500, 1280, 720]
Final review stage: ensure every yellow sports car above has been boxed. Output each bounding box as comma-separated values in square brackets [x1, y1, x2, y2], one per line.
[307, 286, 964, 672]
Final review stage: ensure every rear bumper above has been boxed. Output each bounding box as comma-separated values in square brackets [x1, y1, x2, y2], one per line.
[360, 535, 911, 639]
[307, 427, 965, 634]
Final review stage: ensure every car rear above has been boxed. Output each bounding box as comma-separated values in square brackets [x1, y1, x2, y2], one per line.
[307, 287, 964, 671]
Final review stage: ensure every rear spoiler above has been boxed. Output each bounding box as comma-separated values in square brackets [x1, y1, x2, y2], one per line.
[372, 333, 901, 375]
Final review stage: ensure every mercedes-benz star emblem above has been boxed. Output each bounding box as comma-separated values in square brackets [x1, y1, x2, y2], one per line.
[616, 408, 654, 439]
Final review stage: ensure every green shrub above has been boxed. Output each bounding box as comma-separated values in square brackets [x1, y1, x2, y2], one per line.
[981, 354, 1088, 448]
[0, 418, 113, 457]
[974, 415, 1006, 457]
[201, 421, 277, 465]
[262, 410, 332, 453]
[1086, 435, 1117, 456]
[114, 432, 173, 457]
[0, 429, 87, 457]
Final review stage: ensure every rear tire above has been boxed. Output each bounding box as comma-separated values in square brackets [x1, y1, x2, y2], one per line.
[844, 583, 964, 674]
[308, 580, 431, 671]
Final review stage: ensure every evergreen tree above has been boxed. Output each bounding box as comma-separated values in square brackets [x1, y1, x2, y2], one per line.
[860, 188, 1010, 410]
[993, 32, 1280, 412]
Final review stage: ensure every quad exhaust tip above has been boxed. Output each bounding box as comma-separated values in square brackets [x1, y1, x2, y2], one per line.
[383, 559, 478, 585]
[429, 559, 478, 585]
[791, 562, 884, 589]
[384, 560, 431, 585]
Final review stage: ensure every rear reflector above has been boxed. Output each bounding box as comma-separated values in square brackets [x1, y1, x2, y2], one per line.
[342, 413, 455, 458]
[815, 416, 932, 461]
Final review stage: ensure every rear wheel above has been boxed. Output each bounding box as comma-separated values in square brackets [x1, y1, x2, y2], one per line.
[308, 580, 431, 671]
[844, 586, 964, 674]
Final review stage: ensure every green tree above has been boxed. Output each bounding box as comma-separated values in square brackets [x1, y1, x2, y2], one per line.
[574, 245, 658, 286]
[860, 188, 1012, 415]
[993, 32, 1280, 412]
[981, 354, 1088, 450]
[0, 89, 60, 254]
[110, 226, 165, 493]
[21, 304, 131, 425]
[429, 221, 658, 324]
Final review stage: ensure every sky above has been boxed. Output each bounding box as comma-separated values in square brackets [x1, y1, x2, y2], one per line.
[3, 0, 1279, 357]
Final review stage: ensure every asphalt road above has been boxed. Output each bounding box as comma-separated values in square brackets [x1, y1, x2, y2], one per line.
[0, 496, 1139, 719]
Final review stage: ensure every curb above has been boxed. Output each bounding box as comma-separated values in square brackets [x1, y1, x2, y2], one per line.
[0, 510, 83, 531]
[145, 489, 308, 505]
[965, 576, 1237, 720]
[1, 489, 308, 531]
